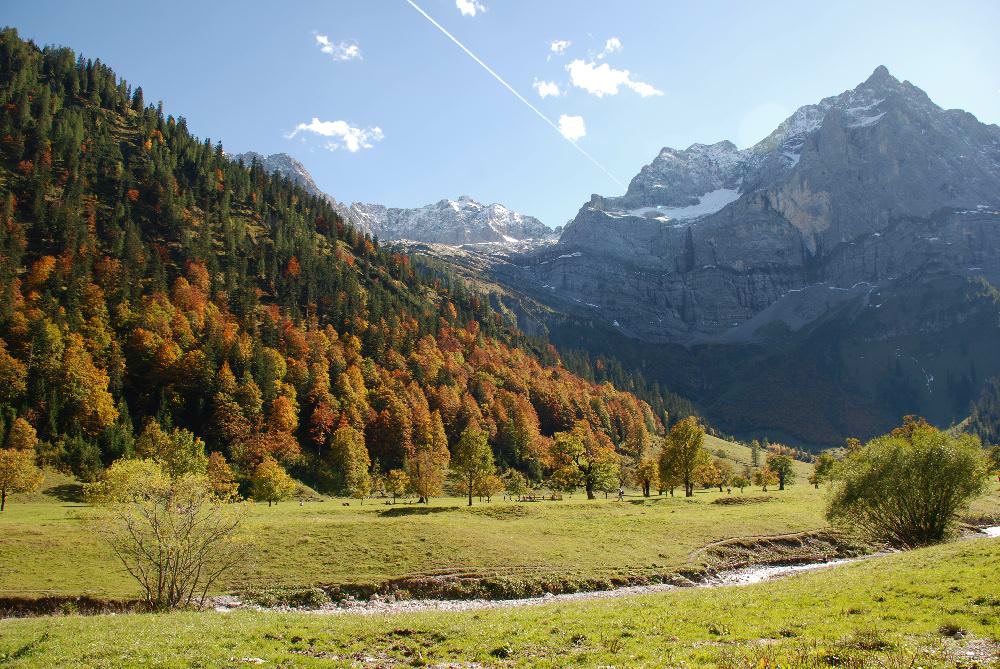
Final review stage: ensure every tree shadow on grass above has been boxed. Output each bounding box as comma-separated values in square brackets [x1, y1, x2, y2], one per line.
[378, 506, 457, 518]
[628, 497, 673, 505]
[1, 632, 49, 662]
[45, 483, 85, 503]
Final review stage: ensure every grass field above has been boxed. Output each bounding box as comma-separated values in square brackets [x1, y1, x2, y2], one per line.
[1, 537, 998, 667]
[2, 438, 998, 602]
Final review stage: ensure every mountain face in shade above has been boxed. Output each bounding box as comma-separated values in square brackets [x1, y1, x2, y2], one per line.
[459, 66, 1000, 444]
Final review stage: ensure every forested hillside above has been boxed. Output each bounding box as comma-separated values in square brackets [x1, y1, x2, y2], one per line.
[969, 377, 1000, 446]
[0, 28, 661, 493]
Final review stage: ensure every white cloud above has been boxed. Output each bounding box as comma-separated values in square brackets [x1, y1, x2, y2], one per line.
[288, 118, 384, 152]
[533, 79, 561, 98]
[315, 34, 362, 62]
[566, 59, 663, 98]
[455, 0, 486, 16]
[597, 37, 622, 59]
[549, 39, 571, 55]
[558, 114, 586, 141]
[627, 80, 662, 98]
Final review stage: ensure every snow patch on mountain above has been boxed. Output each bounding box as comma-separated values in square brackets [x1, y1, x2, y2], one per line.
[627, 188, 740, 223]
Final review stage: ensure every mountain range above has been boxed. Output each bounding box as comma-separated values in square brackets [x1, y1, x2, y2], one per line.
[237, 152, 556, 247]
[239, 66, 1000, 446]
[417, 66, 1000, 445]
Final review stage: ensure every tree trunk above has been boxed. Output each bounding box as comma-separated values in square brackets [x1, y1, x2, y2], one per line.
[1, 489, 5, 512]
[468, 480, 473, 507]
[585, 482, 595, 500]
[779, 476, 785, 491]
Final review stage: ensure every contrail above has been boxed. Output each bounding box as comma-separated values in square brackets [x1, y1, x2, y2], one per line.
[403, 0, 625, 188]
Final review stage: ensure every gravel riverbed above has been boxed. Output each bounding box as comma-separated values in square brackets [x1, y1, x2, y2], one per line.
[212, 526, 999, 616]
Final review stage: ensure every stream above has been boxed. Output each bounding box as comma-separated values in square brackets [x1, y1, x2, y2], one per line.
[214, 527, 1000, 616]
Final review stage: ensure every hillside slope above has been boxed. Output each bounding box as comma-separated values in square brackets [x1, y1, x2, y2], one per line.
[0, 28, 662, 489]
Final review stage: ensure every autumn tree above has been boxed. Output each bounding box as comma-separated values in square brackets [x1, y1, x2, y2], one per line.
[451, 427, 495, 506]
[633, 458, 659, 497]
[332, 424, 371, 502]
[549, 422, 619, 500]
[386, 468, 409, 503]
[84, 459, 170, 505]
[94, 471, 250, 609]
[0, 342, 27, 405]
[694, 459, 721, 491]
[811, 452, 836, 489]
[753, 466, 778, 492]
[473, 473, 504, 503]
[60, 333, 118, 436]
[0, 448, 43, 511]
[732, 468, 750, 493]
[503, 469, 529, 499]
[206, 452, 239, 500]
[5, 417, 38, 452]
[716, 459, 735, 492]
[135, 420, 208, 477]
[406, 410, 450, 503]
[659, 417, 708, 497]
[250, 456, 297, 506]
[766, 453, 796, 490]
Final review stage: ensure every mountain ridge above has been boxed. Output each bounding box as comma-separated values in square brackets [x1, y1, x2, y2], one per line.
[438, 65, 1000, 444]
[235, 152, 556, 248]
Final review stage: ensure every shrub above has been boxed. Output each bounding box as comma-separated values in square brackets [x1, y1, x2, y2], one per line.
[826, 418, 990, 547]
[94, 472, 250, 609]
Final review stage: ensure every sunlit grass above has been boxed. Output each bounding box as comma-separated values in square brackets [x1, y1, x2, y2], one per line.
[1, 538, 998, 667]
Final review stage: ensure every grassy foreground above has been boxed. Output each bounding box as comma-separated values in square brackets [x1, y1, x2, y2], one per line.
[1, 478, 830, 599]
[2, 440, 998, 600]
[1, 537, 998, 667]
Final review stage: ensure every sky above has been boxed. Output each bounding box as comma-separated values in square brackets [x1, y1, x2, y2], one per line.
[5, 0, 1000, 227]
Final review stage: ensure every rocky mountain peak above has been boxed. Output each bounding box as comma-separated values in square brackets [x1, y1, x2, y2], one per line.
[531, 64, 1000, 342]
[346, 196, 554, 246]
[232, 151, 327, 201]
[863, 64, 896, 87]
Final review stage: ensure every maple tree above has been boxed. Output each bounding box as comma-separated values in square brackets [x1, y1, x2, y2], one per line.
[0, 448, 42, 511]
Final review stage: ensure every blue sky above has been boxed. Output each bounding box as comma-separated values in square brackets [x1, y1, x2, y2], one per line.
[6, 0, 1000, 226]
